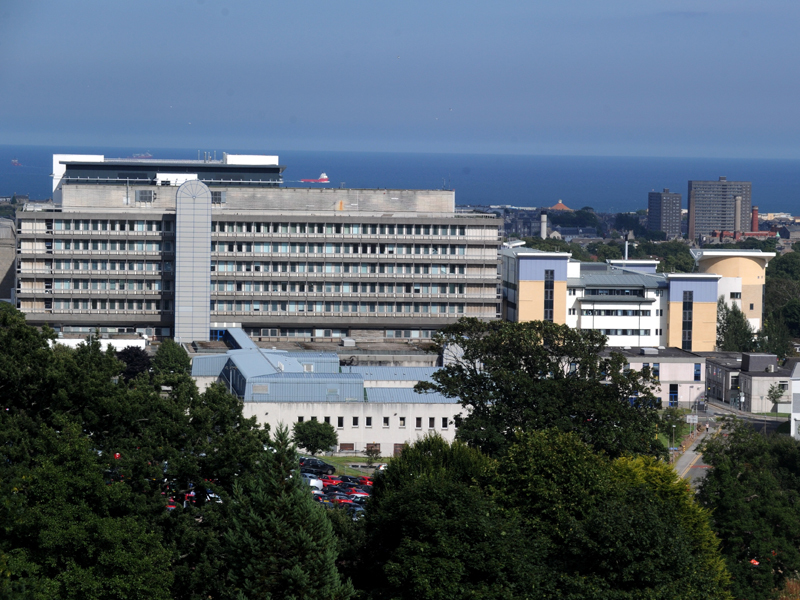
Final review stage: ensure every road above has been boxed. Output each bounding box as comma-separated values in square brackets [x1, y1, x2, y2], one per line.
[675, 402, 786, 488]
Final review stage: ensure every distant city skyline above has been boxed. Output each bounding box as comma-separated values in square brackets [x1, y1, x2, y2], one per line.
[2, 1, 800, 159]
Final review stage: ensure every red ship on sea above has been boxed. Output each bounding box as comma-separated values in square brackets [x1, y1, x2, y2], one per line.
[11, 158, 21, 166]
[301, 172, 330, 183]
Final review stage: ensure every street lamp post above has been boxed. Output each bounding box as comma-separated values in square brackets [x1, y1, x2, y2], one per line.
[671, 424, 676, 464]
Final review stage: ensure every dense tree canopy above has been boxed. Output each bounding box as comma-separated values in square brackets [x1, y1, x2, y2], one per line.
[293, 420, 338, 456]
[362, 436, 540, 600]
[699, 419, 800, 600]
[361, 433, 731, 600]
[224, 426, 353, 600]
[152, 338, 191, 375]
[116, 345, 152, 381]
[0, 304, 271, 599]
[415, 318, 665, 458]
[717, 298, 756, 352]
[492, 429, 731, 599]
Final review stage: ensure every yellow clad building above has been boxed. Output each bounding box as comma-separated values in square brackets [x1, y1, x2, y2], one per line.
[502, 248, 722, 351]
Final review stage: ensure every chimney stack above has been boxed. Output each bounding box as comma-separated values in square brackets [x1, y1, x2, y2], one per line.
[540, 212, 547, 239]
[751, 206, 759, 232]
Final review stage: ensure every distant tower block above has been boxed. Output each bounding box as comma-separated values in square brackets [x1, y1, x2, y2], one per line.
[734, 196, 742, 232]
[540, 213, 547, 239]
[752, 206, 759, 232]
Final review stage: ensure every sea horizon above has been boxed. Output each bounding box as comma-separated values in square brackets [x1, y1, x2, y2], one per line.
[3, 144, 800, 216]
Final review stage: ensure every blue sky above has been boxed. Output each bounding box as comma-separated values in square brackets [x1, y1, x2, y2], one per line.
[1, 0, 797, 158]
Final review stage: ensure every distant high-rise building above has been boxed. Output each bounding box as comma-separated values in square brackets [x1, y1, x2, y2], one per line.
[688, 177, 752, 239]
[647, 188, 682, 238]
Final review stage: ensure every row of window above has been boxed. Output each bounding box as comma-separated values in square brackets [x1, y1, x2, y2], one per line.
[590, 329, 652, 336]
[212, 222, 467, 236]
[52, 260, 172, 272]
[249, 328, 435, 339]
[52, 240, 172, 251]
[584, 289, 647, 297]
[210, 300, 466, 314]
[52, 219, 170, 232]
[52, 299, 166, 310]
[211, 261, 467, 274]
[210, 281, 466, 294]
[581, 309, 652, 316]
[52, 279, 168, 291]
[211, 241, 468, 255]
[301, 415, 450, 430]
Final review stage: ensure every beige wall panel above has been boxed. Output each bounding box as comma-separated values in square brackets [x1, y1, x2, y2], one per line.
[518, 280, 544, 322]
[700, 256, 766, 284]
[741, 284, 762, 321]
[667, 301, 683, 347]
[691, 302, 718, 351]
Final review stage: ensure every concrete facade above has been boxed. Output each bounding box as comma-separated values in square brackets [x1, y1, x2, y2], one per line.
[16, 154, 500, 342]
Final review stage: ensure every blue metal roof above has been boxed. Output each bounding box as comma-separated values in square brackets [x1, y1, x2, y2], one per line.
[191, 354, 229, 377]
[341, 366, 439, 382]
[253, 372, 363, 383]
[366, 388, 459, 404]
[226, 328, 258, 350]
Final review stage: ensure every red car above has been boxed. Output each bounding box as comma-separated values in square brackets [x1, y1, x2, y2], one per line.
[357, 476, 373, 486]
[320, 475, 342, 488]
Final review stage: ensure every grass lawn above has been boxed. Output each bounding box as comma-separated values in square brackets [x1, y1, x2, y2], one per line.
[313, 454, 388, 477]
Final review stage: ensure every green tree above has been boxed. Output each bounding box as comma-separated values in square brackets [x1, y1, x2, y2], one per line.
[362, 445, 381, 468]
[491, 429, 732, 599]
[0, 305, 272, 600]
[362, 435, 540, 600]
[717, 298, 756, 352]
[698, 418, 800, 600]
[0, 421, 173, 600]
[757, 316, 794, 359]
[152, 338, 191, 375]
[293, 419, 338, 456]
[223, 425, 353, 600]
[415, 318, 664, 459]
[116, 345, 152, 381]
[767, 251, 800, 281]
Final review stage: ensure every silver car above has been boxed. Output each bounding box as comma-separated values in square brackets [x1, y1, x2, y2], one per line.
[300, 472, 323, 491]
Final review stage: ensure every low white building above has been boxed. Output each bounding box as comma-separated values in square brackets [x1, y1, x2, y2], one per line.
[191, 331, 463, 456]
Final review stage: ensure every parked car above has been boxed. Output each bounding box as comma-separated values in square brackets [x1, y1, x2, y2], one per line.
[301, 473, 324, 490]
[357, 476, 374, 486]
[346, 505, 366, 521]
[320, 475, 342, 488]
[325, 493, 354, 505]
[299, 457, 336, 475]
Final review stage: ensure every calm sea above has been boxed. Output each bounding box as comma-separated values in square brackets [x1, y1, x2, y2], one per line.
[2, 144, 800, 215]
